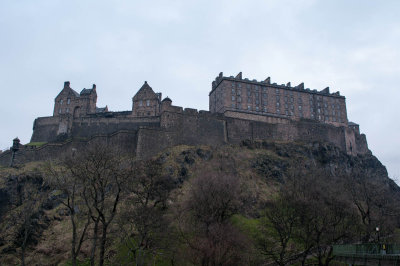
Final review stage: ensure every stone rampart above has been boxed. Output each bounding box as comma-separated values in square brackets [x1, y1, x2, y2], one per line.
[0, 105, 369, 166]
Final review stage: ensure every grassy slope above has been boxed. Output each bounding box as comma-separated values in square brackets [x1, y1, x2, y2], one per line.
[0, 141, 396, 265]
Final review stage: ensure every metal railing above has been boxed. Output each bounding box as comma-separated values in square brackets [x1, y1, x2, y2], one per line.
[333, 244, 400, 256]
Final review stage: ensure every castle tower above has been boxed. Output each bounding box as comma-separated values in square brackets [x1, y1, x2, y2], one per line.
[79, 84, 97, 116]
[132, 81, 162, 117]
[53, 81, 81, 116]
[53, 82, 99, 118]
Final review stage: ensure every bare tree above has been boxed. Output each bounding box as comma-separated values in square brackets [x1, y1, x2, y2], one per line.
[45, 160, 91, 266]
[257, 195, 300, 266]
[2, 175, 46, 266]
[116, 159, 174, 265]
[175, 172, 249, 266]
[347, 169, 398, 243]
[68, 144, 129, 266]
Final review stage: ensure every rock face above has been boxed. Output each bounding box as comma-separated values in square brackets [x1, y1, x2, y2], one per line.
[0, 141, 397, 265]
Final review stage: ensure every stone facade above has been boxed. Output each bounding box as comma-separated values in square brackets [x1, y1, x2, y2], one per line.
[132, 81, 162, 117]
[0, 73, 369, 166]
[209, 72, 347, 127]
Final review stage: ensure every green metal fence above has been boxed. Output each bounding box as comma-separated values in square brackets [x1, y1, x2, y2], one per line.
[333, 244, 400, 255]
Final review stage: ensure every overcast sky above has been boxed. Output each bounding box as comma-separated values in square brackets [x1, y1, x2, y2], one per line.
[0, 0, 399, 180]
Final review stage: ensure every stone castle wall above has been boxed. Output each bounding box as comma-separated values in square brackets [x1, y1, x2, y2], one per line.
[0, 106, 369, 166]
[31, 113, 160, 143]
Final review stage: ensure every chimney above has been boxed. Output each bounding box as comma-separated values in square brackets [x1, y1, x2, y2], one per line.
[92, 84, 96, 90]
[64, 81, 70, 88]
[235, 72, 242, 79]
[265, 77, 271, 84]
[286, 82, 291, 87]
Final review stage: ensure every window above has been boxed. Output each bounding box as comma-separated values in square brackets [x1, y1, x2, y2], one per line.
[247, 90, 251, 96]
[276, 95, 280, 101]
[67, 98, 71, 104]
[276, 109, 280, 114]
[231, 96, 235, 101]
[237, 97, 241, 102]
[237, 89, 241, 95]
[139, 100, 143, 106]
[247, 105, 251, 110]
[231, 82, 235, 87]
[146, 100, 150, 106]
[255, 99, 259, 104]
[263, 93, 267, 98]
[275, 89, 280, 94]
[255, 92, 259, 97]
[232, 103, 235, 108]
[256, 106, 259, 111]
[276, 102, 280, 107]
[298, 105, 302, 110]
[60, 99, 63, 105]
[58, 108, 62, 114]
[255, 86, 259, 91]
[232, 88, 235, 94]
[66, 108, 70, 113]
[263, 107, 267, 112]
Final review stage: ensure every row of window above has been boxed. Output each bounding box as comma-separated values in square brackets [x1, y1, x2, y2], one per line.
[59, 98, 71, 105]
[58, 108, 70, 114]
[134, 99, 151, 108]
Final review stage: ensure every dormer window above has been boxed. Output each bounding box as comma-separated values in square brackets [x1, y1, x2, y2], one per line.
[67, 98, 71, 104]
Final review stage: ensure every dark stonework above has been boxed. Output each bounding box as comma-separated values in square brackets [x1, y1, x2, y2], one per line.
[0, 73, 369, 166]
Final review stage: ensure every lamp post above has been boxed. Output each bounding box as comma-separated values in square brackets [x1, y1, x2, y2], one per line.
[376, 226, 380, 243]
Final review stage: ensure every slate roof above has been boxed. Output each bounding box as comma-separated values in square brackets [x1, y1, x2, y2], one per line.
[80, 88, 94, 95]
[96, 106, 108, 113]
[70, 89, 80, 97]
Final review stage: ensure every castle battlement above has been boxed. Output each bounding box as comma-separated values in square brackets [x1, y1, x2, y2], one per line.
[0, 72, 369, 167]
[211, 72, 343, 97]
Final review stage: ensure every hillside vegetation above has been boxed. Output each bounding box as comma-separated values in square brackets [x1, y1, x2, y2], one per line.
[0, 140, 399, 265]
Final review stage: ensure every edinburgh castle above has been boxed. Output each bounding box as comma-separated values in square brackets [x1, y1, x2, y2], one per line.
[0, 72, 368, 166]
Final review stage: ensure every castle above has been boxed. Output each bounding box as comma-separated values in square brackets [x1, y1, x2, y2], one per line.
[0, 72, 368, 166]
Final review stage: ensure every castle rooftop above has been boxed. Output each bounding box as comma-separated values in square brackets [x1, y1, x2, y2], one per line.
[210, 72, 343, 98]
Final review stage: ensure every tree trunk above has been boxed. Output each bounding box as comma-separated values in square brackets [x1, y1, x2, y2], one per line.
[71, 214, 77, 266]
[99, 224, 108, 266]
[90, 217, 100, 266]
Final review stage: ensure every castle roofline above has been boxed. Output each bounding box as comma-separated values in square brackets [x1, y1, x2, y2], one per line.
[80, 84, 96, 96]
[209, 72, 345, 98]
[162, 96, 172, 102]
[132, 81, 161, 101]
